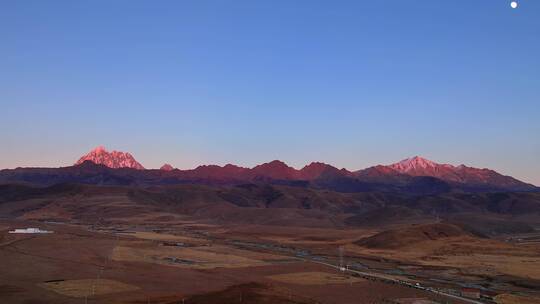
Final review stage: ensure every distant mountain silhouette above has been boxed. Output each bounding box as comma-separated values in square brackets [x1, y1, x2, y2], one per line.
[354, 156, 533, 192]
[160, 164, 174, 171]
[0, 149, 536, 192]
[251, 160, 299, 180]
[299, 162, 352, 180]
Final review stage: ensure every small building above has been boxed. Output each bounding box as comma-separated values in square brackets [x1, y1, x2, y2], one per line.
[8, 228, 53, 234]
[480, 290, 498, 301]
[461, 288, 481, 299]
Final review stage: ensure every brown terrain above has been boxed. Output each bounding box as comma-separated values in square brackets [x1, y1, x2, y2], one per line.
[0, 181, 539, 304]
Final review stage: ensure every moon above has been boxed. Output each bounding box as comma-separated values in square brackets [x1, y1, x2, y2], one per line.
[511, 1, 518, 9]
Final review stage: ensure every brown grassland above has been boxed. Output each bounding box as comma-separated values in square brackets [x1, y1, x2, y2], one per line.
[267, 271, 365, 285]
[38, 279, 139, 298]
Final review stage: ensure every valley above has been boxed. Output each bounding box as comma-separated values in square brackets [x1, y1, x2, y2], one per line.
[3, 0, 539, 301]
[1, 181, 540, 304]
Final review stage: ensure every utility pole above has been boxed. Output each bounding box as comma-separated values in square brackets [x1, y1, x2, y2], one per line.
[338, 246, 344, 270]
[92, 266, 104, 297]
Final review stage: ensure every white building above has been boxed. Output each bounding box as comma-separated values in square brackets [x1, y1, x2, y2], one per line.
[8, 228, 53, 234]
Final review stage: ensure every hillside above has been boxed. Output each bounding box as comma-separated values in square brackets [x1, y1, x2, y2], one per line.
[355, 223, 470, 249]
[1, 183, 540, 231]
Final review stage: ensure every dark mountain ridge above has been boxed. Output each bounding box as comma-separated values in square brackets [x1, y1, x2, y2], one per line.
[0, 147, 537, 193]
[1, 160, 537, 195]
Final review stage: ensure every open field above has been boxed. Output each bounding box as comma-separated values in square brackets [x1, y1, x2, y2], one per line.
[1, 183, 540, 303]
[494, 294, 540, 304]
[347, 235, 540, 280]
[112, 244, 275, 269]
[128, 231, 207, 245]
[0, 218, 469, 304]
[39, 279, 138, 297]
[267, 271, 364, 285]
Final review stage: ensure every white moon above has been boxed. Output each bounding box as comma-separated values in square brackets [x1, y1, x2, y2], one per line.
[511, 1, 518, 9]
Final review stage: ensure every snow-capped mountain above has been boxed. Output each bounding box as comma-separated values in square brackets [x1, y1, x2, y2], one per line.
[356, 156, 532, 190]
[1, 149, 527, 191]
[75, 146, 145, 170]
[389, 156, 454, 174]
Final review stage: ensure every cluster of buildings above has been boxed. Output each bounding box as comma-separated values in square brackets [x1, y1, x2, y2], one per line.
[461, 287, 498, 301]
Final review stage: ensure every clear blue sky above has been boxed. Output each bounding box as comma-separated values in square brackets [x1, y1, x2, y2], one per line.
[1, 1, 539, 185]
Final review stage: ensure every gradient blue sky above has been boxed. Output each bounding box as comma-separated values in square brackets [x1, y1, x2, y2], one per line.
[1, 1, 539, 185]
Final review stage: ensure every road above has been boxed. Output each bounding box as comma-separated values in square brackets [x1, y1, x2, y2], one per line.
[228, 238, 487, 304]
[306, 259, 486, 304]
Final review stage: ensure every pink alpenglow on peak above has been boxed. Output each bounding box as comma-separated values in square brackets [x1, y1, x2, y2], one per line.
[389, 156, 454, 173]
[65, 148, 535, 190]
[374, 156, 528, 188]
[75, 146, 145, 170]
[160, 164, 174, 171]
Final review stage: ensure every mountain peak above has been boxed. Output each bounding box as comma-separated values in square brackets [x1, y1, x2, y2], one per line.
[266, 160, 289, 167]
[299, 162, 347, 179]
[252, 160, 293, 170]
[251, 160, 298, 179]
[75, 146, 145, 170]
[303, 161, 332, 168]
[300, 162, 331, 172]
[160, 163, 174, 171]
[94, 145, 106, 153]
[390, 156, 449, 173]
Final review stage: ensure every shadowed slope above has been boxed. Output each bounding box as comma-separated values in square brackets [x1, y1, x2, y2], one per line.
[355, 223, 469, 249]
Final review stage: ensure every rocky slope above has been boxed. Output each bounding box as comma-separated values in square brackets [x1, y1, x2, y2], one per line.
[75, 146, 145, 170]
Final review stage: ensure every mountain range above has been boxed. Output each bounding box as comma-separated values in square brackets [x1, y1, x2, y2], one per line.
[0, 146, 536, 193]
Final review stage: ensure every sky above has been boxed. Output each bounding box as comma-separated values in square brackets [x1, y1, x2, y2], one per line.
[1, 1, 539, 185]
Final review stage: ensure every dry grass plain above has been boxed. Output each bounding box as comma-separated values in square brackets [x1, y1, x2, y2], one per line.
[2, 213, 540, 304]
[494, 293, 540, 304]
[111, 243, 285, 269]
[267, 271, 364, 285]
[347, 236, 540, 280]
[38, 279, 138, 297]
[217, 224, 376, 245]
[129, 231, 206, 244]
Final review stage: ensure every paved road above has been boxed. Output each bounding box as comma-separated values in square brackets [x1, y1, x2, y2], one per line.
[307, 259, 486, 304]
[227, 239, 487, 304]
